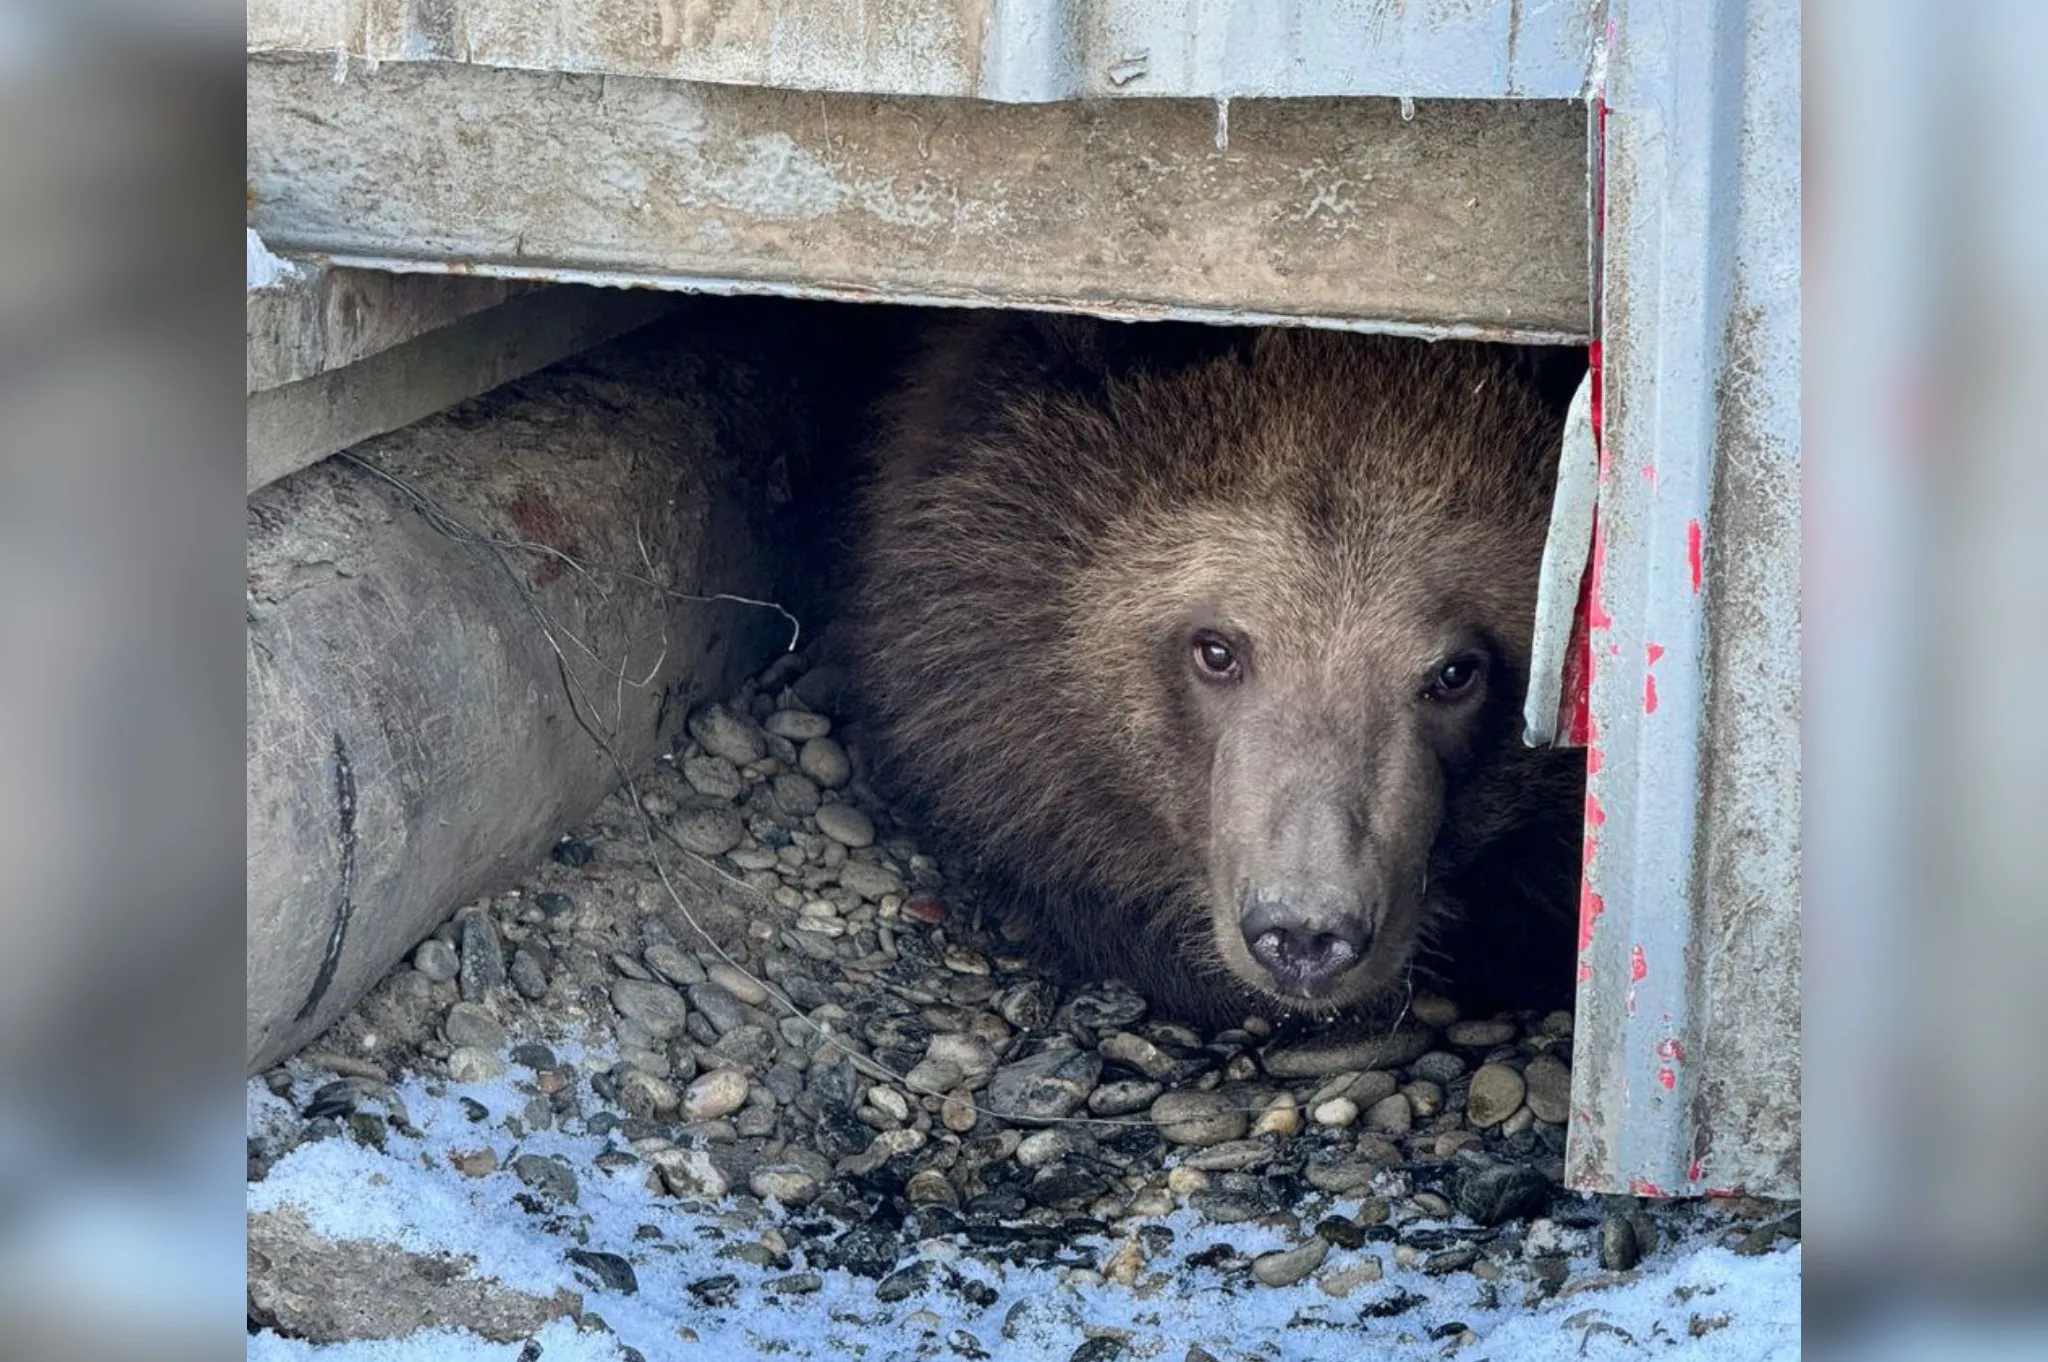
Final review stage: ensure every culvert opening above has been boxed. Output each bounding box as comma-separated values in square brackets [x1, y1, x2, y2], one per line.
[250, 292, 1789, 1349]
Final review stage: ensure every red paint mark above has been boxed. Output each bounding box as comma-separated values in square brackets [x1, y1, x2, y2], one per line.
[1628, 1178, 1667, 1198]
[1657, 1068, 1677, 1090]
[1578, 961, 1592, 983]
[1629, 945, 1648, 982]
[1577, 882, 1606, 955]
[1585, 792, 1607, 826]
[1586, 517, 1613, 631]
[1655, 1038, 1687, 1062]
[1556, 551, 1595, 746]
[1586, 743, 1603, 776]
[1707, 1186, 1743, 1198]
[1646, 643, 1665, 665]
[1688, 1159, 1704, 1182]
[1686, 519, 1703, 593]
[1641, 464, 1657, 486]
[1643, 674, 1658, 715]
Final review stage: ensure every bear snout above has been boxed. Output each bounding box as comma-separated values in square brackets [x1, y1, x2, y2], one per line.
[1237, 886, 1374, 1000]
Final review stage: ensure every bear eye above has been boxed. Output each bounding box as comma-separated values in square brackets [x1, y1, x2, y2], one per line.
[1424, 657, 1484, 702]
[1191, 631, 1243, 683]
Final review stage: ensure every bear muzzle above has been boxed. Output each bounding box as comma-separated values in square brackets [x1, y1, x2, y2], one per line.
[1238, 885, 1375, 1000]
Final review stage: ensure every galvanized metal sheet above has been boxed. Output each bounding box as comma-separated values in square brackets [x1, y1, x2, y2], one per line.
[246, 0, 1599, 101]
[247, 56, 1593, 339]
[1566, 0, 1801, 1200]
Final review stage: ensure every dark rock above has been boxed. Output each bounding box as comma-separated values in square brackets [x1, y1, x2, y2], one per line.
[1599, 1215, 1642, 1271]
[1456, 1165, 1551, 1226]
[986, 1044, 1101, 1122]
[686, 1274, 739, 1307]
[565, 1250, 637, 1295]
[875, 1263, 931, 1303]
[458, 911, 506, 1001]
[511, 1154, 578, 1206]
[550, 840, 593, 867]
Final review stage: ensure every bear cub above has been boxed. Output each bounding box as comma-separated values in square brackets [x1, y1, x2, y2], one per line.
[848, 313, 1583, 1028]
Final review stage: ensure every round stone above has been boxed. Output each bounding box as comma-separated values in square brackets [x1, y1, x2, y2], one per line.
[1261, 1028, 1434, 1078]
[681, 753, 745, 799]
[905, 1170, 957, 1206]
[644, 943, 707, 988]
[1150, 1090, 1249, 1147]
[816, 802, 877, 848]
[688, 703, 766, 765]
[1466, 1063, 1527, 1128]
[905, 1058, 965, 1096]
[413, 938, 459, 982]
[765, 709, 832, 741]
[673, 806, 745, 857]
[1253, 1094, 1301, 1137]
[1412, 1051, 1468, 1086]
[1016, 1129, 1081, 1168]
[618, 1068, 681, 1118]
[1446, 1020, 1518, 1048]
[1252, 1236, 1330, 1287]
[1457, 1165, 1552, 1226]
[1523, 1055, 1573, 1125]
[1088, 1079, 1165, 1117]
[444, 1001, 506, 1051]
[1599, 1215, 1642, 1271]
[683, 1068, 751, 1120]
[1364, 1094, 1413, 1137]
[799, 737, 852, 788]
[707, 962, 770, 1006]
[987, 1045, 1101, 1121]
[447, 1046, 504, 1083]
[1402, 1080, 1444, 1120]
[611, 979, 692, 1041]
[772, 771, 821, 817]
[838, 861, 905, 901]
[750, 1166, 822, 1207]
[1311, 1098, 1359, 1129]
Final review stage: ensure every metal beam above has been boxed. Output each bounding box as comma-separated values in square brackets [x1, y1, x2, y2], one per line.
[246, 0, 1599, 103]
[1567, 0, 1801, 1200]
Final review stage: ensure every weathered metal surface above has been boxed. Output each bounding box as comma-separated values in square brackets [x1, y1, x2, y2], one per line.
[1524, 369, 1598, 748]
[1566, 0, 1800, 1199]
[247, 280, 678, 492]
[248, 56, 1593, 339]
[246, 0, 1599, 102]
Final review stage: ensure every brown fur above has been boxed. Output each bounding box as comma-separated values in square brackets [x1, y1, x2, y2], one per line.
[848, 314, 1582, 1027]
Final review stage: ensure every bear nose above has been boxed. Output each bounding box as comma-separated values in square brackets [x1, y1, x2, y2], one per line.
[1240, 892, 1372, 998]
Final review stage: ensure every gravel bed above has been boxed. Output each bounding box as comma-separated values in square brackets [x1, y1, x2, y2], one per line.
[248, 648, 1801, 1358]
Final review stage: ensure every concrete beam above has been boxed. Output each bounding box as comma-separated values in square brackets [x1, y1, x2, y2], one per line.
[248, 56, 1592, 342]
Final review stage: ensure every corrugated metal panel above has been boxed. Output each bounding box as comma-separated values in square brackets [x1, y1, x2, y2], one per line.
[1566, 0, 1800, 1200]
[246, 0, 1599, 101]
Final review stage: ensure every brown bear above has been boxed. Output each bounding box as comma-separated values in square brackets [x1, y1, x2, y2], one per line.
[848, 313, 1583, 1028]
